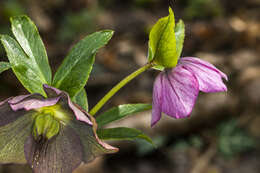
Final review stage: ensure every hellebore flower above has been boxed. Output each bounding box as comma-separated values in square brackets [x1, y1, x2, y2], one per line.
[0, 84, 118, 173]
[151, 57, 228, 126]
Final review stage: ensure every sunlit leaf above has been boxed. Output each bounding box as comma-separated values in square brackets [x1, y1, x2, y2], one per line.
[53, 30, 114, 98]
[1, 35, 46, 95]
[11, 15, 52, 85]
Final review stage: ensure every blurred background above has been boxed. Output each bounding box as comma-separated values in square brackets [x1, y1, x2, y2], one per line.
[0, 0, 260, 173]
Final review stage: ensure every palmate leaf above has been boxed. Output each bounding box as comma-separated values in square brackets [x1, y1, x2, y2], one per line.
[0, 62, 11, 74]
[1, 35, 47, 95]
[97, 127, 154, 146]
[1, 15, 52, 95]
[96, 104, 152, 127]
[11, 15, 52, 85]
[53, 30, 114, 98]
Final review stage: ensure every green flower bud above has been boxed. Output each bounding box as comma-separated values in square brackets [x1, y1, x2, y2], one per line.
[148, 7, 185, 69]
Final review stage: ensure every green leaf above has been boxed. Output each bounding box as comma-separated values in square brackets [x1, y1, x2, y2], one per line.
[148, 7, 177, 68]
[1, 35, 46, 95]
[96, 104, 152, 127]
[72, 88, 88, 111]
[0, 62, 11, 74]
[175, 20, 185, 59]
[53, 30, 114, 98]
[11, 15, 52, 85]
[97, 127, 154, 146]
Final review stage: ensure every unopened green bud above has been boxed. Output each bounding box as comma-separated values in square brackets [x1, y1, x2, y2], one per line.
[148, 7, 185, 69]
[148, 7, 177, 68]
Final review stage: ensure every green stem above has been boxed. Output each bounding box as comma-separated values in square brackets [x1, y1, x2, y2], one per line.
[90, 63, 154, 116]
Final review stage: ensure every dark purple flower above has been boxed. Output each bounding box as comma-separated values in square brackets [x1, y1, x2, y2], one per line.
[152, 57, 228, 126]
[0, 84, 118, 173]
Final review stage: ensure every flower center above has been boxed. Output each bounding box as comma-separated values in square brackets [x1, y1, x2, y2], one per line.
[32, 104, 71, 140]
[36, 104, 71, 124]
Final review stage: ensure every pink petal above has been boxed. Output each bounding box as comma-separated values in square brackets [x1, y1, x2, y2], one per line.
[151, 73, 163, 127]
[180, 57, 228, 93]
[8, 95, 31, 104]
[152, 65, 199, 126]
[43, 85, 93, 125]
[161, 65, 199, 119]
[43, 84, 62, 97]
[67, 95, 93, 125]
[9, 94, 59, 111]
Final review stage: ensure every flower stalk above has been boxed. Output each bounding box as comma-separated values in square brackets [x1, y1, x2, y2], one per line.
[90, 62, 154, 116]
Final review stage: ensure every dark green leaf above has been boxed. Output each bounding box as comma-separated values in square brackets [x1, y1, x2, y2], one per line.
[175, 20, 185, 59]
[0, 62, 11, 74]
[53, 30, 114, 98]
[96, 104, 152, 127]
[0, 35, 46, 95]
[72, 88, 88, 111]
[11, 15, 52, 84]
[97, 127, 154, 146]
[137, 135, 166, 155]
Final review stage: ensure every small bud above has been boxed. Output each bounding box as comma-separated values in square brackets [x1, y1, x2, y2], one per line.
[148, 7, 177, 68]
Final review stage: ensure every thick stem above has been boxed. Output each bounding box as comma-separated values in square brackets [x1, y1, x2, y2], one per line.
[89, 63, 154, 116]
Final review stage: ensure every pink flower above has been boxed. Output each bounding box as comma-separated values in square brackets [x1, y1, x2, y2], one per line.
[152, 57, 228, 126]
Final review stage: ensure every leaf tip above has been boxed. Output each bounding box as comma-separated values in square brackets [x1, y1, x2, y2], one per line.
[168, 7, 175, 19]
[102, 30, 114, 38]
[177, 19, 184, 27]
[168, 7, 173, 15]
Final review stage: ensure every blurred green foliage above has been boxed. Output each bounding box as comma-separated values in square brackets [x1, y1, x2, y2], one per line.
[0, 0, 27, 56]
[136, 135, 167, 156]
[58, 9, 99, 43]
[172, 135, 204, 151]
[217, 119, 256, 158]
[1, 0, 26, 19]
[183, 0, 224, 19]
[134, 0, 156, 8]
